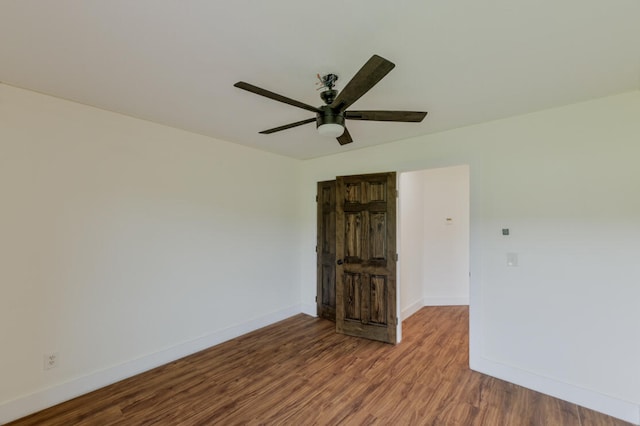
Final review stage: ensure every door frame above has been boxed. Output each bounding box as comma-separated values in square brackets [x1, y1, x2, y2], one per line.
[316, 180, 337, 321]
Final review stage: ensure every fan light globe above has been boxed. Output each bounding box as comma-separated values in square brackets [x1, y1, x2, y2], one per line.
[317, 123, 344, 138]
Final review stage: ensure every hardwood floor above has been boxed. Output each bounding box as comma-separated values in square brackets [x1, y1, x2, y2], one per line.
[8, 307, 631, 425]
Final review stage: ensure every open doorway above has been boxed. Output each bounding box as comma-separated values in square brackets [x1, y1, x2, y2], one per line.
[399, 165, 470, 321]
[315, 167, 469, 343]
[316, 172, 398, 344]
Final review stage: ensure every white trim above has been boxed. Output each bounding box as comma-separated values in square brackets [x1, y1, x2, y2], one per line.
[401, 296, 470, 320]
[7, 304, 635, 425]
[300, 302, 317, 317]
[423, 296, 469, 306]
[0, 305, 303, 424]
[473, 356, 640, 425]
[401, 299, 424, 320]
[395, 173, 402, 344]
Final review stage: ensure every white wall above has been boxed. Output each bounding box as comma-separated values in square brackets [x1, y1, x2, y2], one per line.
[422, 165, 470, 306]
[399, 165, 470, 319]
[298, 91, 640, 424]
[399, 171, 425, 318]
[0, 84, 302, 423]
[2, 82, 639, 424]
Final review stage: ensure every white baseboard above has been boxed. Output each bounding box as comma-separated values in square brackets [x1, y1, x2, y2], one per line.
[401, 297, 470, 320]
[472, 356, 640, 425]
[300, 302, 317, 317]
[0, 304, 303, 425]
[424, 296, 469, 306]
[7, 305, 635, 426]
[401, 299, 424, 320]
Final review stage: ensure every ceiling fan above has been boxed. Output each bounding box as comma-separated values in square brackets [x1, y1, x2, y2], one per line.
[234, 54, 428, 145]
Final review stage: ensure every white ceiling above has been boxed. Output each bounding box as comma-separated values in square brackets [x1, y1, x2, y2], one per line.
[1, 1, 639, 159]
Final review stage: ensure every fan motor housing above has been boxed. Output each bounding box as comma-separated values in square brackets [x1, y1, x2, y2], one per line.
[316, 106, 345, 128]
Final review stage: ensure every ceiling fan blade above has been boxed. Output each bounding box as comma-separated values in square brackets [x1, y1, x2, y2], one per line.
[336, 127, 353, 145]
[330, 55, 396, 112]
[259, 117, 317, 134]
[345, 110, 427, 122]
[234, 82, 321, 114]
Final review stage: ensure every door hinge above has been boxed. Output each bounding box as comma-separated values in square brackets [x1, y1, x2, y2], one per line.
[316, 195, 318, 202]
[396, 316, 399, 325]
[315, 245, 318, 253]
[315, 296, 318, 303]
[395, 253, 398, 262]
[395, 189, 399, 198]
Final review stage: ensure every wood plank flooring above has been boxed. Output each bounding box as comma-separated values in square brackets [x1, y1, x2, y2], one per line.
[8, 307, 632, 425]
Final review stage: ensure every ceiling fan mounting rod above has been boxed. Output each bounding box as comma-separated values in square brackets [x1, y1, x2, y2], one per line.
[320, 89, 338, 105]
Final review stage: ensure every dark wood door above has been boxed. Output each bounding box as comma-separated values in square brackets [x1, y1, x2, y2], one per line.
[316, 180, 337, 321]
[335, 172, 397, 344]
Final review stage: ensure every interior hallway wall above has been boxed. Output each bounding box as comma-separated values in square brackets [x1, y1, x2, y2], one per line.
[400, 166, 470, 319]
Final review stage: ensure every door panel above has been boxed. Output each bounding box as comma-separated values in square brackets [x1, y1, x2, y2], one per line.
[369, 275, 387, 324]
[345, 212, 363, 259]
[336, 172, 397, 344]
[370, 213, 386, 259]
[317, 180, 336, 321]
[344, 272, 362, 321]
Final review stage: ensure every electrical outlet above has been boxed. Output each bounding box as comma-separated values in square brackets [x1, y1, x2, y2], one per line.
[43, 352, 59, 370]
